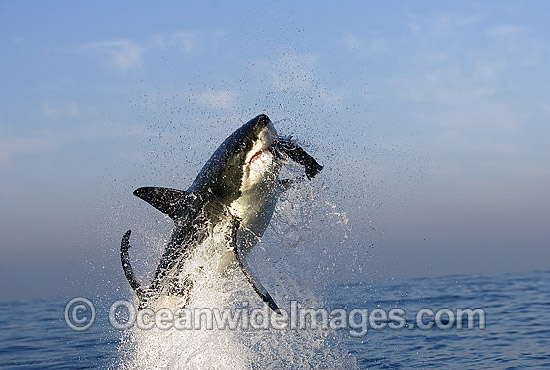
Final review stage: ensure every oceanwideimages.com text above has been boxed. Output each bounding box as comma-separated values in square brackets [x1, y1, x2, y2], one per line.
[65, 298, 486, 337]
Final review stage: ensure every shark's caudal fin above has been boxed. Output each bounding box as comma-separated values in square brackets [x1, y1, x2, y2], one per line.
[134, 187, 196, 219]
[120, 230, 146, 300]
[231, 220, 281, 314]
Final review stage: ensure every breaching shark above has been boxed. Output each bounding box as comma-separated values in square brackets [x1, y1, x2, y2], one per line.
[120, 114, 323, 313]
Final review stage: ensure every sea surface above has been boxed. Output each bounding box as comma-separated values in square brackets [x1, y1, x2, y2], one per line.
[1, 269, 548, 369]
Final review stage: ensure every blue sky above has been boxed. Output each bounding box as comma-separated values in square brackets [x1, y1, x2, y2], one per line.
[1, 1, 549, 300]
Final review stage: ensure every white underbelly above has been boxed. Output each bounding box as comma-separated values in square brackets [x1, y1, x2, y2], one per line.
[229, 149, 281, 255]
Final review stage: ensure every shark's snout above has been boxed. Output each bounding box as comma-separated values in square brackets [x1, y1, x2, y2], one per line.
[256, 114, 270, 126]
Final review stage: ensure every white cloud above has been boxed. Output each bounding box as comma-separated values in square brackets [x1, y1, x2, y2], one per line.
[271, 51, 318, 92]
[342, 32, 360, 49]
[436, 130, 466, 149]
[42, 102, 80, 119]
[13, 37, 26, 50]
[419, 51, 450, 64]
[170, 32, 199, 55]
[0, 118, 146, 169]
[487, 25, 521, 38]
[0, 129, 57, 168]
[319, 87, 344, 107]
[396, 53, 509, 107]
[148, 30, 223, 55]
[406, 9, 482, 37]
[540, 102, 550, 114]
[76, 39, 144, 72]
[521, 49, 544, 67]
[249, 49, 346, 110]
[190, 90, 236, 109]
[73, 30, 223, 73]
[341, 31, 389, 56]
[417, 100, 521, 134]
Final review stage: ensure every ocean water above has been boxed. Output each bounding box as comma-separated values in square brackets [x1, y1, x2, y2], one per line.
[0, 269, 548, 369]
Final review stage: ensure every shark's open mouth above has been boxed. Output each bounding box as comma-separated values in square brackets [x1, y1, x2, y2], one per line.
[248, 149, 267, 165]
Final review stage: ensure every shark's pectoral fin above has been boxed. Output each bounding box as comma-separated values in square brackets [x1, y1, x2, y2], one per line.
[231, 221, 281, 314]
[234, 247, 281, 314]
[274, 138, 323, 179]
[134, 187, 196, 219]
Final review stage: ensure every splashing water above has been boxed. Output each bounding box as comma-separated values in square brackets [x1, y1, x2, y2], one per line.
[116, 165, 356, 369]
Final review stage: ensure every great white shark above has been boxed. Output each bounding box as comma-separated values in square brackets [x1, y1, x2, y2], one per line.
[120, 114, 323, 313]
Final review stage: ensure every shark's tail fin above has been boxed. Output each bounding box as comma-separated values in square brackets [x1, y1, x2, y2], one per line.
[120, 230, 146, 300]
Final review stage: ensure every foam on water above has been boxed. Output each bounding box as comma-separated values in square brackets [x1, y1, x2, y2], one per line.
[117, 181, 356, 369]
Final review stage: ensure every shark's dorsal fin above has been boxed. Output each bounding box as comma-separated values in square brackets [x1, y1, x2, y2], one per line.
[133, 187, 194, 219]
